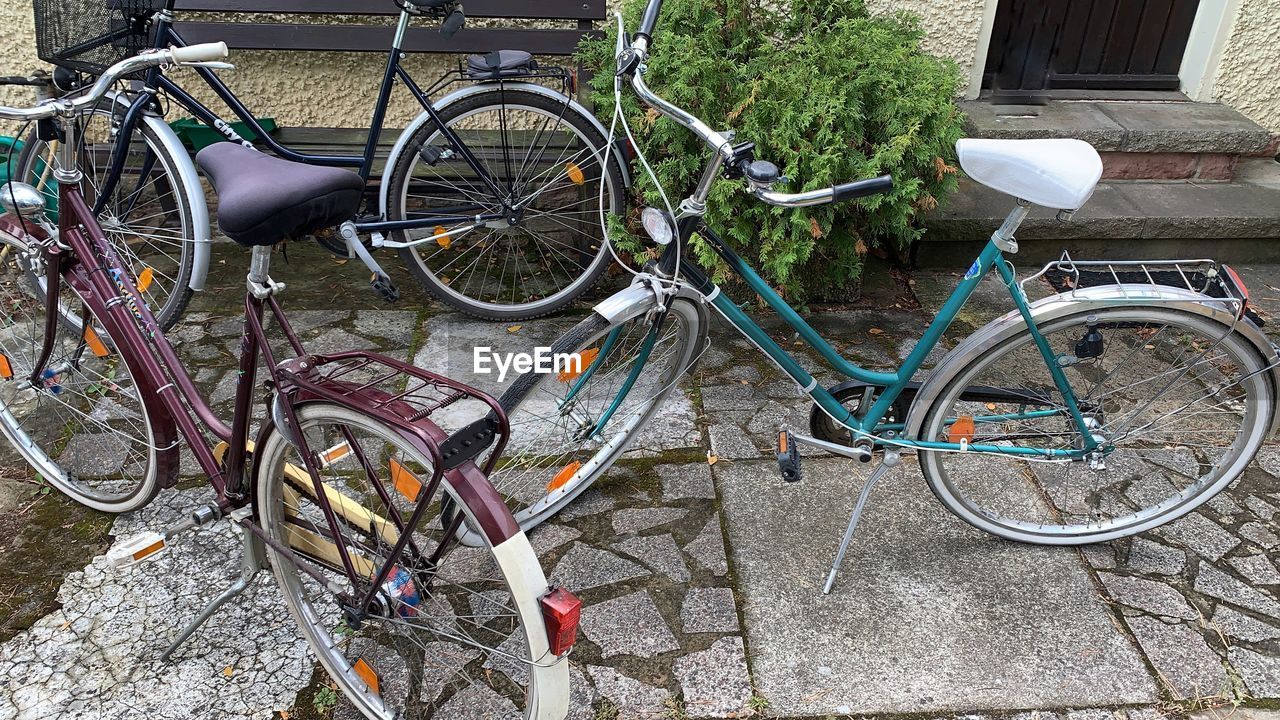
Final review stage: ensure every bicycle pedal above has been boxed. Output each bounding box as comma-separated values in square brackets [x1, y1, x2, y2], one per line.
[106, 531, 168, 569]
[776, 430, 802, 482]
[370, 273, 400, 303]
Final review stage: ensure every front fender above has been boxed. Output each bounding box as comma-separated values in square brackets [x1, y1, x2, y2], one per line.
[105, 91, 212, 291]
[904, 283, 1280, 438]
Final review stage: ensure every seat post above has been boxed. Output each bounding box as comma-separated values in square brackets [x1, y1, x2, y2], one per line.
[991, 199, 1031, 253]
[246, 245, 284, 298]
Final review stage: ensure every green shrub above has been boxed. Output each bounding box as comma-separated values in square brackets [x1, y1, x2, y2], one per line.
[578, 0, 965, 301]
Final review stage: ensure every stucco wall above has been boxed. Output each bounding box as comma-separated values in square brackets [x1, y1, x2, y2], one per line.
[867, 0, 988, 96]
[0, 1, 1276, 135]
[1212, 0, 1280, 132]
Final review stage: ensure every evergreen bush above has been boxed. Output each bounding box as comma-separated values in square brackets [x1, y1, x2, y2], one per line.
[579, 0, 966, 301]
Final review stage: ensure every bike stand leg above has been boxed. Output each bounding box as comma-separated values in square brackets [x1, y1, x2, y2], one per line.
[822, 451, 900, 595]
[160, 513, 266, 662]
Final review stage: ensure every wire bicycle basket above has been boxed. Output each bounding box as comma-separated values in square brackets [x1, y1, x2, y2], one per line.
[34, 0, 161, 75]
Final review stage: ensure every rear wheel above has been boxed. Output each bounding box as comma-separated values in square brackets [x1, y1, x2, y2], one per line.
[387, 89, 625, 321]
[0, 230, 176, 512]
[255, 403, 564, 719]
[16, 104, 197, 330]
[919, 306, 1271, 544]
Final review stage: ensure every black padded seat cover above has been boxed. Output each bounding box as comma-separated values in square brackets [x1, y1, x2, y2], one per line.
[466, 49, 536, 79]
[196, 143, 363, 247]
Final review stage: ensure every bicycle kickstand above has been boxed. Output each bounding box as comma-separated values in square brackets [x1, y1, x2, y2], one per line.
[160, 508, 266, 663]
[822, 449, 901, 595]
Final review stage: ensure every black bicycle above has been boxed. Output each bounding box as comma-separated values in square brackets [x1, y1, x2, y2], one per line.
[15, 0, 627, 324]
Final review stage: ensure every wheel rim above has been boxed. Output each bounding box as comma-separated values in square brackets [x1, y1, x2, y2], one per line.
[492, 303, 703, 525]
[921, 308, 1268, 540]
[397, 102, 618, 315]
[259, 405, 540, 718]
[21, 108, 192, 325]
[0, 235, 157, 509]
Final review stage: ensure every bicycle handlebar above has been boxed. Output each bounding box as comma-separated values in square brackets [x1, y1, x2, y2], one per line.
[0, 42, 229, 122]
[620, 7, 891, 208]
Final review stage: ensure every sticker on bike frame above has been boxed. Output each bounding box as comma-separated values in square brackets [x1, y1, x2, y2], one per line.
[390, 458, 423, 503]
[963, 259, 981, 280]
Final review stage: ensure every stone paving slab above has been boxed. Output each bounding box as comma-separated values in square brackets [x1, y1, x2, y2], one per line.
[718, 457, 1159, 715]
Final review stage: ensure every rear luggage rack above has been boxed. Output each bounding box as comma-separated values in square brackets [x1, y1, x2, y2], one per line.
[1022, 251, 1257, 324]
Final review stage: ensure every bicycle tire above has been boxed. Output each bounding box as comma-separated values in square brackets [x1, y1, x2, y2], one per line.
[14, 106, 197, 330]
[490, 298, 707, 530]
[254, 402, 567, 719]
[918, 305, 1271, 545]
[386, 88, 625, 321]
[0, 229, 177, 512]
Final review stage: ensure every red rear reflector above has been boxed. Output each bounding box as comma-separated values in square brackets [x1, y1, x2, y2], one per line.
[540, 586, 581, 656]
[0, 354, 11, 380]
[1222, 264, 1251, 316]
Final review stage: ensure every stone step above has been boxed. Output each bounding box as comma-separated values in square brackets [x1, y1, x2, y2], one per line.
[919, 158, 1280, 266]
[960, 100, 1277, 181]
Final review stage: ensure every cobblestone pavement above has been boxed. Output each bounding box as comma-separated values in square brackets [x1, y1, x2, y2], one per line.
[0, 243, 1277, 719]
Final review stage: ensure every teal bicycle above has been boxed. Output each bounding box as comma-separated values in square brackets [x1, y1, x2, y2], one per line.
[485, 0, 1280, 592]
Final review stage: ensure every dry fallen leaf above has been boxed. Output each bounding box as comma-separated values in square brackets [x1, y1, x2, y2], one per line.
[223, 666, 234, 677]
[507, 325, 523, 333]
[707, 452, 719, 466]
[868, 328, 884, 335]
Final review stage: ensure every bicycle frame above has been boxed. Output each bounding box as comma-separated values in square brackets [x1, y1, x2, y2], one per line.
[577, 216, 1097, 461]
[91, 4, 509, 235]
[40, 177, 512, 609]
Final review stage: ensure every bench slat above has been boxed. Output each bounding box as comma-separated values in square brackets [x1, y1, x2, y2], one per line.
[173, 22, 601, 55]
[173, 0, 606, 21]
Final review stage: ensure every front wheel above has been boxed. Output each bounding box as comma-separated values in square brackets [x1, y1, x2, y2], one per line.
[255, 402, 566, 719]
[16, 105, 198, 330]
[918, 306, 1272, 544]
[490, 298, 708, 530]
[386, 88, 626, 321]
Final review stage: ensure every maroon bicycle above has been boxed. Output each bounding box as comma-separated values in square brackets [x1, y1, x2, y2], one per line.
[0, 45, 576, 720]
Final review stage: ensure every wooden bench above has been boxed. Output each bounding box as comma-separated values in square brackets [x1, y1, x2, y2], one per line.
[171, 1, 604, 73]
[166, 0, 606, 163]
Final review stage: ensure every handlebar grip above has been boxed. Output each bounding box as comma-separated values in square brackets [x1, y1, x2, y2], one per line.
[832, 175, 893, 202]
[170, 42, 229, 64]
[636, 0, 664, 42]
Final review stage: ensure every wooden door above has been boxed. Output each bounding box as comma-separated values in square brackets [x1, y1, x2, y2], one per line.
[984, 0, 1200, 95]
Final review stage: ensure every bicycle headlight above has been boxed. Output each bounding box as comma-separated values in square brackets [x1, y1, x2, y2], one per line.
[640, 207, 675, 246]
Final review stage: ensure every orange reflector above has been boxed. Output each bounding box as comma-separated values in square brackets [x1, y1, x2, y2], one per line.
[433, 226, 451, 249]
[948, 416, 976, 444]
[557, 347, 598, 383]
[778, 431, 788, 453]
[353, 658, 380, 695]
[137, 267, 154, 293]
[132, 538, 166, 561]
[547, 461, 581, 492]
[0, 354, 11, 380]
[319, 442, 351, 466]
[390, 459, 423, 503]
[83, 327, 109, 358]
[566, 162, 585, 185]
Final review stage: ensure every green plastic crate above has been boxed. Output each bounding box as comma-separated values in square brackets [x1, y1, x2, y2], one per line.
[169, 117, 278, 152]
